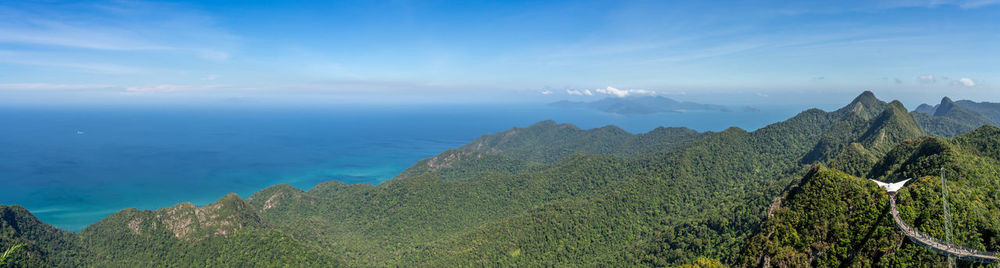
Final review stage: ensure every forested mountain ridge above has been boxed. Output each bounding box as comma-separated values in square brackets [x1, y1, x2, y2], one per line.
[912, 97, 998, 137]
[397, 119, 706, 179]
[914, 98, 1000, 124]
[801, 97, 921, 172]
[229, 91, 927, 266]
[2, 91, 999, 267]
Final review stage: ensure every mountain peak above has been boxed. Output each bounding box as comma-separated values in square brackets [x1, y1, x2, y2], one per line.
[934, 97, 957, 117]
[836, 91, 887, 120]
[850, 91, 879, 106]
[914, 103, 937, 115]
[887, 100, 907, 112]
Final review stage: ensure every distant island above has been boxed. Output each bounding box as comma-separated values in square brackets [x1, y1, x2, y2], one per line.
[549, 96, 733, 115]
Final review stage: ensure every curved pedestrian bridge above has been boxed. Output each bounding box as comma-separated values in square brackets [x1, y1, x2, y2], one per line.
[873, 179, 999, 263]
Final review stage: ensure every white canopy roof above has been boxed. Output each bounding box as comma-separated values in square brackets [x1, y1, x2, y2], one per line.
[870, 178, 911, 192]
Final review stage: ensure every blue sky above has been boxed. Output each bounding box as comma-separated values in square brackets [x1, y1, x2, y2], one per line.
[0, 0, 998, 107]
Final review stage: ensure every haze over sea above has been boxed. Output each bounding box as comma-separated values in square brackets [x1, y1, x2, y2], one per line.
[0, 103, 813, 231]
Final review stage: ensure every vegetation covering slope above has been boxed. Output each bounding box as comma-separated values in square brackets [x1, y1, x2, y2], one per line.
[738, 166, 901, 267]
[1, 91, 998, 267]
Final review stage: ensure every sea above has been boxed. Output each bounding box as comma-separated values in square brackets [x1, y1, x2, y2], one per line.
[0, 103, 814, 231]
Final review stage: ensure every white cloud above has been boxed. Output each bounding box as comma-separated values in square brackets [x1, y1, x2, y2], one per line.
[125, 84, 227, 93]
[566, 89, 594, 96]
[540, 90, 553, 95]
[202, 74, 220, 81]
[595, 87, 628, 97]
[918, 74, 935, 83]
[594, 86, 656, 98]
[958, 78, 976, 87]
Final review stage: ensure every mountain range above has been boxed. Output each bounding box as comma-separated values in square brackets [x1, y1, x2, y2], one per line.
[2, 91, 1000, 267]
[911, 97, 1000, 137]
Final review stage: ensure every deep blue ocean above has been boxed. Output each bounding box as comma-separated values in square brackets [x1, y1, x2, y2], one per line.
[0, 103, 811, 231]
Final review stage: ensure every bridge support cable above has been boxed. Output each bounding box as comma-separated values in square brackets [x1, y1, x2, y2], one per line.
[943, 169, 956, 268]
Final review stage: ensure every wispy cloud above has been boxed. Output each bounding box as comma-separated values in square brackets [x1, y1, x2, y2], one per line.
[0, 2, 236, 60]
[539, 90, 553, 95]
[956, 78, 976, 87]
[125, 84, 229, 93]
[642, 42, 765, 64]
[0, 83, 234, 93]
[0, 83, 116, 91]
[879, 0, 1000, 9]
[918, 74, 936, 83]
[958, 0, 1000, 8]
[0, 19, 171, 51]
[566, 89, 594, 96]
[594, 86, 655, 98]
[0, 56, 145, 74]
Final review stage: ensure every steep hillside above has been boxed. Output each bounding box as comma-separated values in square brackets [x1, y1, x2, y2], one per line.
[738, 166, 901, 267]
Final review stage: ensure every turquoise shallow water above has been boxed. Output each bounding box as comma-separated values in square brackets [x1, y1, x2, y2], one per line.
[0, 103, 808, 231]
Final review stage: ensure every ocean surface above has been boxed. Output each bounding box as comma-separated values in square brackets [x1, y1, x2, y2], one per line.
[0, 103, 811, 231]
